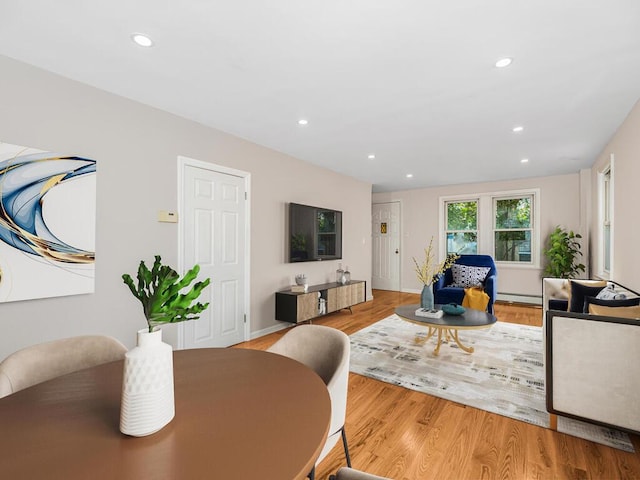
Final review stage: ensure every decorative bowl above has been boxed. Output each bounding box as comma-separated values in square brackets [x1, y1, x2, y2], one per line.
[442, 303, 466, 316]
[294, 274, 307, 286]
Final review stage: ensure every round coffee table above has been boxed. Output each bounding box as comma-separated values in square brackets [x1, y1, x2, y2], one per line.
[394, 304, 497, 356]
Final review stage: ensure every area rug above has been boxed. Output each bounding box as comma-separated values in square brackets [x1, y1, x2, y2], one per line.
[349, 314, 634, 452]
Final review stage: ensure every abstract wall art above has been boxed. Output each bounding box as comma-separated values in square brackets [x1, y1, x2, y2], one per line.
[0, 142, 96, 303]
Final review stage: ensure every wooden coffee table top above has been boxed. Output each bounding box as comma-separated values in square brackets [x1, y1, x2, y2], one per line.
[395, 304, 497, 328]
[0, 348, 331, 480]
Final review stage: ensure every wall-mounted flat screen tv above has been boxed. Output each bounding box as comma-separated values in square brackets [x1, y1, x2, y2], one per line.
[289, 203, 342, 262]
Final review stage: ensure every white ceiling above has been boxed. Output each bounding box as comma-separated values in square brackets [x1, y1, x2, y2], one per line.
[1, 1, 639, 192]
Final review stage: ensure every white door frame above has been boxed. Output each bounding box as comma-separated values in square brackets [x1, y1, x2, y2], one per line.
[372, 200, 402, 292]
[176, 156, 251, 349]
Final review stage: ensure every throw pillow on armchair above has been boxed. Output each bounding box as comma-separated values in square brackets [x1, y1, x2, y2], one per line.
[450, 264, 491, 288]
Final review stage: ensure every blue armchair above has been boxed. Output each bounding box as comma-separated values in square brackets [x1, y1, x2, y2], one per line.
[433, 255, 497, 314]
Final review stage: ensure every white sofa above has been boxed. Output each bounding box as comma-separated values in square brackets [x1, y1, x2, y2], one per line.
[542, 278, 640, 434]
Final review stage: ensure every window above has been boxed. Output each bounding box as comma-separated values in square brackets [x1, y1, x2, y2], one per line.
[440, 189, 539, 267]
[603, 169, 611, 272]
[445, 200, 478, 254]
[602, 166, 612, 275]
[493, 196, 532, 263]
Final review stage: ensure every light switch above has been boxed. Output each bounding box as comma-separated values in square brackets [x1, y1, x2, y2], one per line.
[158, 210, 178, 223]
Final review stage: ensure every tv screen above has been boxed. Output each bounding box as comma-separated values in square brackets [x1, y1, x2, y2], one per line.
[289, 203, 342, 262]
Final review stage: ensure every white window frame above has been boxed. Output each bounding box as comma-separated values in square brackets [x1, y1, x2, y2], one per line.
[597, 155, 614, 279]
[439, 189, 540, 269]
[492, 194, 534, 265]
[444, 198, 479, 255]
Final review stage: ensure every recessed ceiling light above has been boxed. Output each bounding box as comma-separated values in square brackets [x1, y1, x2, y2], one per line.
[406, 173, 413, 178]
[521, 158, 529, 163]
[512, 126, 524, 133]
[297, 119, 308, 126]
[368, 154, 375, 159]
[131, 33, 154, 47]
[495, 57, 513, 68]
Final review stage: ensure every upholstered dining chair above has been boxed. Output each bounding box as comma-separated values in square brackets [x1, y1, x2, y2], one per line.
[329, 467, 392, 480]
[0, 335, 127, 398]
[267, 324, 351, 480]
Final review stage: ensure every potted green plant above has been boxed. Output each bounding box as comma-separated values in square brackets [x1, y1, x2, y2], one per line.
[122, 255, 211, 332]
[543, 226, 586, 279]
[120, 255, 210, 437]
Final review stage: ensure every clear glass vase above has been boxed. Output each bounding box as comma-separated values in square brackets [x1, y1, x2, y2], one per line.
[336, 263, 345, 285]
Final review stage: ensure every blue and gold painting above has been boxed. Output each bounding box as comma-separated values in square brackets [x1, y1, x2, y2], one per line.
[0, 142, 95, 302]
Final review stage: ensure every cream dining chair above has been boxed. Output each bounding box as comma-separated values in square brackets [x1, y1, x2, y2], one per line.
[267, 324, 351, 480]
[0, 335, 127, 398]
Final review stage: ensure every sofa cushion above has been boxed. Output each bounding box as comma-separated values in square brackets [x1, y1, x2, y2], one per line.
[568, 280, 607, 313]
[434, 287, 465, 306]
[588, 304, 640, 319]
[583, 295, 640, 313]
[596, 284, 628, 300]
[549, 299, 568, 311]
[450, 264, 490, 288]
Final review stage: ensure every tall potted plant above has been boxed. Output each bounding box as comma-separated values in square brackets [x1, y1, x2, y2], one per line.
[120, 255, 210, 437]
[543, 226, 586, 278]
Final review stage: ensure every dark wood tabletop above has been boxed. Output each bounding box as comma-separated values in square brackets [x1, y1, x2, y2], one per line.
[395, 303, 497, 328]
[0, 348, 331, 480]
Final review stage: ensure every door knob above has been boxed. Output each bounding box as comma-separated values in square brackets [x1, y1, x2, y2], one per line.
[395, 249, 399, 254]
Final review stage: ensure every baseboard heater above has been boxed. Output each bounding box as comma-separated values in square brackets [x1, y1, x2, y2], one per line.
[496, 292, 542, 305]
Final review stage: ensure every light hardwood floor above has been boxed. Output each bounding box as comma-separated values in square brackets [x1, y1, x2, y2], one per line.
[235, 290, 640, 480]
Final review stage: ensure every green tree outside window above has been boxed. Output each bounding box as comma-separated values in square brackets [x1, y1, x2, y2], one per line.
[494, 197, 532, 262]
[446, 200, 478, 254]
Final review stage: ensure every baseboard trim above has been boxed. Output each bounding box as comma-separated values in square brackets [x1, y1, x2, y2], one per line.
[402, 288, 422, 295]
[250, 322, 291, 340]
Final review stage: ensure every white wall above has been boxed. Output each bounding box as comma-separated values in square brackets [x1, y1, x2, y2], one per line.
[590, 99, 640, 289]
[372, 173, 582, 298]
[0, 55, 372, 359]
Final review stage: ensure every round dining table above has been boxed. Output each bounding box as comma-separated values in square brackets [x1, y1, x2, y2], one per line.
[0, 348, 331, 480]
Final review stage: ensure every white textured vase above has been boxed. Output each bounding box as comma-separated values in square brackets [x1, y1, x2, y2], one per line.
[120, 328, 175, 436]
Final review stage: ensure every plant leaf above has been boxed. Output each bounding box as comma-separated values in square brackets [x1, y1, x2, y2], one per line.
[122, 256, 211, 331]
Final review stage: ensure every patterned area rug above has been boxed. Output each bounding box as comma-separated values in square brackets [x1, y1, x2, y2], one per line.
[349, 314, 634, 452]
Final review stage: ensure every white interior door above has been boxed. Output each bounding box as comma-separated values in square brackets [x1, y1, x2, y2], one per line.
[372, 202, 400, 291]
[179, 158, 249, 348]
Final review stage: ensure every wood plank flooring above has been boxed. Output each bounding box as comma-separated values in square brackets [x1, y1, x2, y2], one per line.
[235, 290, 640, 480]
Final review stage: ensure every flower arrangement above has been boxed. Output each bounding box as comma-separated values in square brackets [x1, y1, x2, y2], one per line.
[412, 237, 459, 286]
[122, 255, 211, 332]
